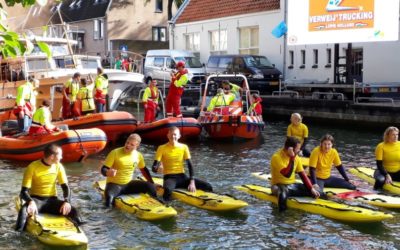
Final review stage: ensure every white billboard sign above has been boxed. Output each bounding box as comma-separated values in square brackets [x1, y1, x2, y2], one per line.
[287, 0, 400, 45]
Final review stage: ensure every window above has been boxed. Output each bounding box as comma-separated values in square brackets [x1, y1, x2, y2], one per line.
[218, 57, 233, 70]
[155, 0, 163, 12]
[152, 27, 167, 42]
[185, 33, 200, 53]
[239, 27, 259, 55]
[210, 30, 227, 55]
[93, 19, 104, 40]
[289, 50, 294, 68]
[300, 50, 305, 68]
[207, 57, 219, 68]
[326, 48, 332, 64]
[313, 49, 318, 68]
[154, 57, 164, 67]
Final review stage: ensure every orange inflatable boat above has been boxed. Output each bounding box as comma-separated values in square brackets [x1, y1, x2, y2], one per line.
[0, 128, 107, 162]
[135, 117, 202, 142]
[54, 111, 137, 143]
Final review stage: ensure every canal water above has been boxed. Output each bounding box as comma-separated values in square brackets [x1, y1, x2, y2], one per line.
[0, 113, 399, 249]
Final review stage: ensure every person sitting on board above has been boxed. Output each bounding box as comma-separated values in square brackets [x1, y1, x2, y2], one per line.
[221, 80, 243, 101]
[142, 79, 160, 123]
[247, 93, 263, 116]
[28, 100, 60, 135]
[152, 126, 213, 201]
[77, 78, 95, 116]
[308, 134, 356, 192]
[100, 133, 158, 208]
[374, 126, 400, 190]
[206, 88, 235, 114]
[270, 136, 320, 212]
[15, 144, 84, 231]
[287, 113, 310, 157]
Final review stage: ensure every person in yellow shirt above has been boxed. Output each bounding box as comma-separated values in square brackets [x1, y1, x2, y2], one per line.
[152, 126, 213, 201]
[15, 144, 83, 231]
[13, 76, 36, 133]
[308, 134, 356, 191]
[206, 88, 235, 112]
[287, 113, 310, 157]
[77, 78, 95, 115]
[62, 72, 81, 119]
[101, 133, 157, 208]
[374, 126, 400, 189]
[270, 137, 320, 212]
[95, 67, 109, 113]
[29, 100, 60, 135]
[222, 80, 242, 100]
[142, 79, 159, 123]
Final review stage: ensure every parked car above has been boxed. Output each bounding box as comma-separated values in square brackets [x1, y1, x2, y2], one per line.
[206, 54, 282, 94]
[144, 50, 206, 85]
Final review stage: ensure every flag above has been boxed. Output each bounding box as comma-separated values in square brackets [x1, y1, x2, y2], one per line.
[271, 21, 287, 38]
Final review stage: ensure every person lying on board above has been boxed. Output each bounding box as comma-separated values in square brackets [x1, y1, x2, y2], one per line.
[270, 136, 320, 212]
[374, 126, 400, 189]
[15, 144, 84, 231]
[28, 100, 60, 135]
[100, 133, 158, 208]
[152, 126, 213, 201]
[308, 134, 356, 192]
[287, 113, 310, 157]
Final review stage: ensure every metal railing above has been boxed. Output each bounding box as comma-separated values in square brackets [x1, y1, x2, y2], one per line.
[311, 92, 344, 101]
[355, 97, 395, 105]
[272, 90, 299, 98]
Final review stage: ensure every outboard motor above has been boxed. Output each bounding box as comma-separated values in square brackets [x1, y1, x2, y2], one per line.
[1, 120, 19, 136]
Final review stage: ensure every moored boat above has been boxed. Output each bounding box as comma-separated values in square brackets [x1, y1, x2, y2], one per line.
[198, 74, 265, 140]
[0, 128, 107, 162]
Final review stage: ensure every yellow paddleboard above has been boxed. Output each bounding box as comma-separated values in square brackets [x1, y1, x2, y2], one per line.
[235, 184, 393, 223]
[150, 177, 248, 211]
[15, 197, 88, 246]
[350, 167, 400, 195]
[94, 180, 177, 220]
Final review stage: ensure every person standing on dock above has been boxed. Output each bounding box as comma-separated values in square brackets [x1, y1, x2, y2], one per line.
[374, 126, 400, 190]
[94, 67, 109, 113]
[165, 61, 188, 118]
[100, 133, 158, 208]
[13, 76, 36, 133]
[287, 113, 310, 157]
[62, 72, 81, 120]
[308, 134, 356, 191]
[152, 126, 213, 201]
[270, 137, 320, 212]
[15, 144, 84, 231]
[142, 79, 159, 123]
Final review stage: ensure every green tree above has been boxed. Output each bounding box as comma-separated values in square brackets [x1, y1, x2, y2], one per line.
[0, 0, 51, 57]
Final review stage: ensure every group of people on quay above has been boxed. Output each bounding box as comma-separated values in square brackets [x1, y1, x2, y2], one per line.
[12, 59, 400, 233]
[12, 67, 109, 136]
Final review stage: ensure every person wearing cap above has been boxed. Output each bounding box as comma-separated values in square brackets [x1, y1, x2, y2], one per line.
[94, 67, 109, 113]
[29, 100, 60, 135]
[13, 76, 36, 133]
[142, 79, 159, 123]
[247, 93, 263, 116]
[207, 88, 235, 112]
[62, 72, 81, 119]
[165, 61, 188, 118]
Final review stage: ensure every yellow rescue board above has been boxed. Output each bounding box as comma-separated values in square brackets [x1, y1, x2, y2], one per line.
[151, 177, 248, 211]
[350, 167, 400, 195]
[94, 180, 177, 220]
[234, 184, 393, 223]
[15, 197, 88, 246]
[252, 172, 400, 208]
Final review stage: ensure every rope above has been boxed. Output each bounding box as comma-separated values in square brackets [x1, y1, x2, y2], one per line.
[72, 129, 87, 162]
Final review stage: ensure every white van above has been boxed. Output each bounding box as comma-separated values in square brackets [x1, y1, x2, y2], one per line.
[144, 50, 206, 85]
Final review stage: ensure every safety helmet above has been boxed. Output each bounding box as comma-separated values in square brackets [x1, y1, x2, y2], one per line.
[176, 61, 185, 68]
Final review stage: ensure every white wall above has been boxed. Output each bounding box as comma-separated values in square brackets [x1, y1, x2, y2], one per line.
[170, 9, 285, 71]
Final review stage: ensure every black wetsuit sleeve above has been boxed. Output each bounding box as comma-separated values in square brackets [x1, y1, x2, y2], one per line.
[336, 164, 350, 181]
[309, 167, 317, 184]
[280, 157, 295, 178]
[20, 187, 32, 203]
[61, 183, 71, 203]
[301, 138, 308, 150]
[101, 165, 110, 177]
[376, 160, 387, 176]
[186, 159, 194, 180]
[151, 160, 160, 173]
[140, 167, 154, 183]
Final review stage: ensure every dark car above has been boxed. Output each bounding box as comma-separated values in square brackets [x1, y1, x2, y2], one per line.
[206, 55, 282, 94]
